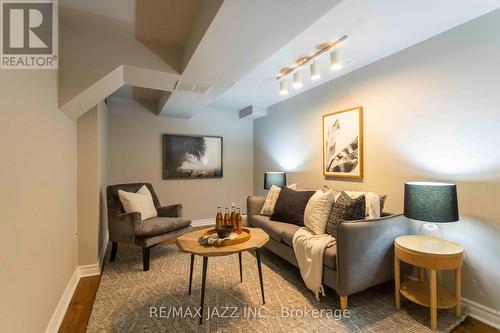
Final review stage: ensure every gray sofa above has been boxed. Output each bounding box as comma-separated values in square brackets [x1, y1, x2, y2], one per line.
[247, 196, 410, 310]
[107, 183, 192, 271]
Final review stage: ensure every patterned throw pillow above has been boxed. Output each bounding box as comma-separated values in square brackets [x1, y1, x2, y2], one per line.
[326, 192, 366, 238]
[260, 185, 282, 216]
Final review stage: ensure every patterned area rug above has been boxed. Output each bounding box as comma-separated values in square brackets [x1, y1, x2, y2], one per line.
[87, 244, 467, 332]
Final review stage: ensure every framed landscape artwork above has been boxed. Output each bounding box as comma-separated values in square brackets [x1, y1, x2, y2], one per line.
[163, 134, 223, 179]
[322, 106, 363, 179]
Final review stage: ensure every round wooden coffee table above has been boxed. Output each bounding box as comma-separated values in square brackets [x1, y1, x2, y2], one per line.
[176, 227, 269, 324]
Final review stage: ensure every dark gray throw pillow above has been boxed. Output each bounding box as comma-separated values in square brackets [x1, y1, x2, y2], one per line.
[326, 192, 366, 238]
[270, 187, 315, 225]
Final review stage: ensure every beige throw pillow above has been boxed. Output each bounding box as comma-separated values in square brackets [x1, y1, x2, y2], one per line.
[118, 185, 157, 221]
[260, 184, 301, 216]
[304, 189, 335, 235]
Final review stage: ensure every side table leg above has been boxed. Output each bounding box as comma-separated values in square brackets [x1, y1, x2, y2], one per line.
[256, 249, 265, 304]
[455, 266, 461, 318]
[238, 252, 243, 282]
[199, 256, 208, 325]
[188, 254, 195, 295]
[430, 269, 437, 330]
[394, 256, 400, 309]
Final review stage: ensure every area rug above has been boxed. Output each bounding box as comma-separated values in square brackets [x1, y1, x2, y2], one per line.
[87, 244, 467, 332]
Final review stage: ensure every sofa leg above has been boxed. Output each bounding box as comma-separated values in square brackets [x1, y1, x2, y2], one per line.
[110, 242, 118, 262]
[340, 296, 348, 311]
[143, 247, 150, 271]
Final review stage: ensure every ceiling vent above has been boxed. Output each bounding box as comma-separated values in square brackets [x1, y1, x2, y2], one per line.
[175, 81, 212, 94]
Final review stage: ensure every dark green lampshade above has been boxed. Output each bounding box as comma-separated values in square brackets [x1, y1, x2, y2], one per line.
[264, 172, 286, 190]
[404, 182, 459, 222]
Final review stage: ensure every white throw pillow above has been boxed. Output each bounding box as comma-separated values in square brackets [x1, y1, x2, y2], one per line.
[260, 183, 300, 216]
[304, 189, 335, 235]
[118, 185, 158, 221]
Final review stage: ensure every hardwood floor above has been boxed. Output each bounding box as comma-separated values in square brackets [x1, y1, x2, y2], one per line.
[59, 275, 101, 333]
[59, 270, 498, 333]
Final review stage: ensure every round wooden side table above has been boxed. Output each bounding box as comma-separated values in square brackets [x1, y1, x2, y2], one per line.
[394, 235, 463, 330]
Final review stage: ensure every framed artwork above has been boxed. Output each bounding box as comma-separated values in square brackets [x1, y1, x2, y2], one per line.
[163, 134, 223, 179]
[322, 106, 363, 179]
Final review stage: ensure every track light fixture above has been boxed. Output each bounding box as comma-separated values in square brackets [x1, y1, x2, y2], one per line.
[309, 59, 320, 80]
[292, 70, 302, 89]
[279, 77, 288, 95]
[330, 48, 343, 70]
[276, 35, 347, 94]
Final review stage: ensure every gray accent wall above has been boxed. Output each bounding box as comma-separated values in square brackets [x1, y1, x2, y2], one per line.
[254, 10, 500, 312]
[107, 97, 253, 220]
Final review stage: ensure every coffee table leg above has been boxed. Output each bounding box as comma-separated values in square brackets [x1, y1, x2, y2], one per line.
[238, 252, 243, 282]
[188, 254, 195, 295]
[199, 256, 208, 325]
[256, 249, 265, 304]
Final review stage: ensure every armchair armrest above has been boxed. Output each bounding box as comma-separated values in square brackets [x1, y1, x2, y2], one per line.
[157, 204, 183, 218]
[108, 212, 141, 244]
[247, 196, 266, 227]
[336, 214, 410, 296]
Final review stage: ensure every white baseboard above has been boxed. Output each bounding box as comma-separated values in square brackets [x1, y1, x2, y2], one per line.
[45, 234, 109, 332]
[403, 274, 499, 329]
[44, 270, 80, 333]
[462, 298, 500, 329]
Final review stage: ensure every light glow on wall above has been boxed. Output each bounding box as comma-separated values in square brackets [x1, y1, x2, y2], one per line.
[397, 122, 500, 179]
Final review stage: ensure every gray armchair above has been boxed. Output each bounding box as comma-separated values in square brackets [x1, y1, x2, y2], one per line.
[107, 183, 192, 271]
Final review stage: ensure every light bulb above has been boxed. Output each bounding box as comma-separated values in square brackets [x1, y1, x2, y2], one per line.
[309, 59, 320, 80]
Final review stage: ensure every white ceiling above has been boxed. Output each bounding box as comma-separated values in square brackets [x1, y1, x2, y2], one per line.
[212, 0, 500, 111]
[60, 0, 135, 23]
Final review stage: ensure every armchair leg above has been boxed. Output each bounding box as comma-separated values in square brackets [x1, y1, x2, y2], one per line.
[143, 247, 151, 271]
[110, 242, 118, 262]
[340, 296, 348, 312]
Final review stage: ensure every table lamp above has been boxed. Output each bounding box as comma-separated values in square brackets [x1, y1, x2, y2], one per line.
[404, 182, 459, 237]
[264, 172, 286, 190]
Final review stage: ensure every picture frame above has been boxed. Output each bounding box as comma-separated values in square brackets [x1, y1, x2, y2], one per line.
[322, 106, 363, 179]
[163, 134, 223, 179]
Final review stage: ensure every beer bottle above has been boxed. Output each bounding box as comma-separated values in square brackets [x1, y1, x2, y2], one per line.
[236, 207, 243, 234]
[215, 207, 223, 227]
[223, 208, 230, 226]
[230, 205, 236, 231]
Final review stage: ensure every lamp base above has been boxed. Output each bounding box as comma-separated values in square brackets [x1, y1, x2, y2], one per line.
[418, 222, 443, 238]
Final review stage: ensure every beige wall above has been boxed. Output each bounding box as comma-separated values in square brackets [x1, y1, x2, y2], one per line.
[0, 70, 77, 332]
[254, 11, 500, 311]
[77, 101, 108, 266]
[107, 97, 253, 220]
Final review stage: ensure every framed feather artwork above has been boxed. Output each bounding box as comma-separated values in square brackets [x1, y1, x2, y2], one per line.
[322, 106, 363, 179]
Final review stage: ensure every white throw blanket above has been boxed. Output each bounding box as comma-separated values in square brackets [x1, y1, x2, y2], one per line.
[292, 227, 336, 301]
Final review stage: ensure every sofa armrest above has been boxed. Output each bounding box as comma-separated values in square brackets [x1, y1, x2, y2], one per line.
[247, 196, 266, 227]
[336, 214, 410, 296]
[157, 204, 183, 218]
[108, 212, 141, 244]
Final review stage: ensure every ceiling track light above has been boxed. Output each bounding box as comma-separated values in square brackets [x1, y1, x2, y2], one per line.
[292, 70, 302, 89]
[309, 59, 320, 80]
[279, 77, 288, 95]
[276, 35, 348, 90]
[330, 48, 343, 70]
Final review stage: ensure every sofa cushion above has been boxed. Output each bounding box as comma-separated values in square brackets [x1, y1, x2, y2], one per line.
[251, 215, 300, 244]
[270, 187, 315, 225]
[281, 224, 301, 247]
[323, 246, 337, 270]
[135, 217, 191, 238]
